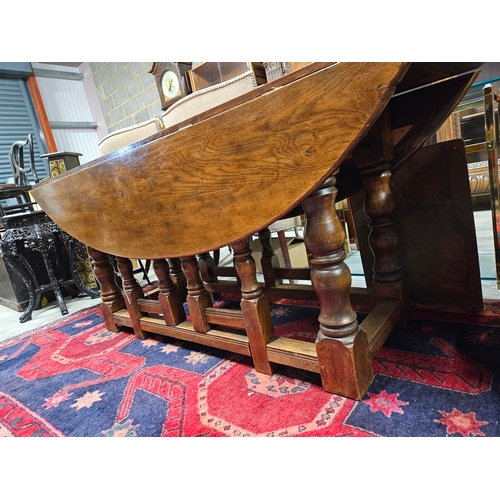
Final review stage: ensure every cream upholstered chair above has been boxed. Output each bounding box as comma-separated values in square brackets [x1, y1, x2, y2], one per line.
[160, 70, 258, 129]
[98, 117, 164, 156]
[98, 70, 258, 156]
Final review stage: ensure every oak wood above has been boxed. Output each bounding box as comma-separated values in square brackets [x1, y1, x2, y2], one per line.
[113, 311, 251, 356]
[301, 175, 359, 338]
[153, 258, 186, 325]
[361, 299, 402, 358]
[300, 173, 375, 399]
[181, 256, 212, 333]
[316, 328, 374, 400]
[198, 253, 217, 282]
[266, 336, 320, 373]
[274, 268, 310, 280]
[167, 258, 187, 301]
[31, 62, 408, 259]
[334, 68, 481, 202]
[116, 256, 146, 339]
[258, 228, 282, 287]
[352, 140, 484, 312]
[353, 107, 406, 306]
[136, 298, 162, 315]
[203, 280, 374, 306]
[29, 62, 482, 400]
[204, 307, 246, 330]
[232, 238, 274, 375]
[210, 267, 237, 277]
[86, 246, 124, 332]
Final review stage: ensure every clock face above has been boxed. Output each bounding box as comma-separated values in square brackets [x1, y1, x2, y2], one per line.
[161, 70, 181, 101]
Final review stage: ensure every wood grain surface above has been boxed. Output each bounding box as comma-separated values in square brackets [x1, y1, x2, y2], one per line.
[31, 62, 408, 259]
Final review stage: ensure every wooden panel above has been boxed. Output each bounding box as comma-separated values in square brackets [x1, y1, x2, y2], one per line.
[361, 299, 402, 358]
[137, 298, 162, 314]
[266, 336, 320, 373]
[352, 139, 483, 311]
[113, 310, 251, 356]
[204, 307, 245, 329]
[31, 63, 408, 260]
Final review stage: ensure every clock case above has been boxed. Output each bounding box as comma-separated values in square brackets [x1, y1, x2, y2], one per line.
[150, 62, 192, 111]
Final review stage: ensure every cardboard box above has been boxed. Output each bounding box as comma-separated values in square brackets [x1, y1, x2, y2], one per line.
[249, 236, 309, 273]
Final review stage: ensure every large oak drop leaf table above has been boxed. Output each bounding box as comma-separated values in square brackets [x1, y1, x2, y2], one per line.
[31, 63, 481, 399]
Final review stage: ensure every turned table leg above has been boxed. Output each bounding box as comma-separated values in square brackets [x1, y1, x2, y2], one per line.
[301, 173, 373, 399]
[168, 257, 187, 301]
[360, 169, 405, 302]
[353, 108, 408, 316]
[198, 252, 217, 283]
[258, 227, 282, 287]
[181, 256, 212, 332]
[232, 237, 274, 375]
[116, 256, 146, 339]
[153, 258, 186, 326]
[87, 246, 125, 332]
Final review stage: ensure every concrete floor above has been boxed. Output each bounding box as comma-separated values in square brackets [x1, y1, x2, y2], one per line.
[1, 209, 499, 344]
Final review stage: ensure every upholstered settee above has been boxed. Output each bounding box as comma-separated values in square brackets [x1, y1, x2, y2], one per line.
[98, 70, 259, 156]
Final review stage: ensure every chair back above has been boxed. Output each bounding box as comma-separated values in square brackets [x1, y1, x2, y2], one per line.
[9, 133, 39, 186]
[0, 134, 40, 218]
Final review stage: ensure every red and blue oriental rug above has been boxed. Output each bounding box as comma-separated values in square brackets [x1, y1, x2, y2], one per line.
[1, 297, 499, 437]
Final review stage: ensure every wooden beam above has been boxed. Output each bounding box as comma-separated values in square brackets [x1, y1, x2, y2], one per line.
[27, 72, 57, 153]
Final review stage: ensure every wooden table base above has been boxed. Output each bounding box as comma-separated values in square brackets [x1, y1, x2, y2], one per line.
[87, 166, 405, 401]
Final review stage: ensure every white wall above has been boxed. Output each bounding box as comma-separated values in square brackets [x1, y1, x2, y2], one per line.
[31, 63, 103, 165]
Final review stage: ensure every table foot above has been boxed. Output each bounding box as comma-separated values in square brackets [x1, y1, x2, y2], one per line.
[316, 329, 373, 400]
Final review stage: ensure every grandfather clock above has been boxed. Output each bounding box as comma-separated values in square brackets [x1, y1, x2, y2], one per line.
[150, 62, 192, 111]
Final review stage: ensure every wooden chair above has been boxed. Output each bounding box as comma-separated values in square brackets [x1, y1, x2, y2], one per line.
[0, 134, 39, 217]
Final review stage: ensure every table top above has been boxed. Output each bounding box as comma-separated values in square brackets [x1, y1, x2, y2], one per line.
[31, 62, 482, 260]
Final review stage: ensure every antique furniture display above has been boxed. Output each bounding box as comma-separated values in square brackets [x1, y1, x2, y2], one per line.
[1, 210, 98, 322]
[149, 62, 193, 111]
[31, 62, 481, 399]
[0, 137, 99, 322]
[40, 150, 98, 294]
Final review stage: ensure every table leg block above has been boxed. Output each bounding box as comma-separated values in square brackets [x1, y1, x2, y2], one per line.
[100, 298, 125, 332]
[316, 328, 373, 400]
[241, 296, 274, 375]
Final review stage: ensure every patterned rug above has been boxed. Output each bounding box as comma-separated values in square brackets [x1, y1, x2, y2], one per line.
[1, 296, 499, 437]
